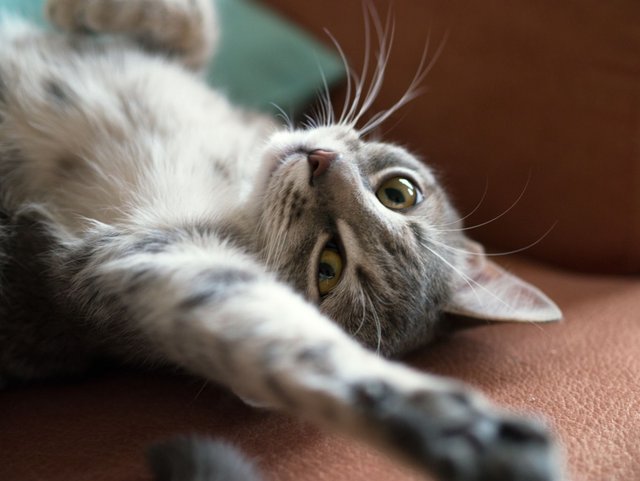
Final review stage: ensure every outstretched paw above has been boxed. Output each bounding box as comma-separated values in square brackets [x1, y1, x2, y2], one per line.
[45, 0, 217, 69]
[353, 380, 560, 481]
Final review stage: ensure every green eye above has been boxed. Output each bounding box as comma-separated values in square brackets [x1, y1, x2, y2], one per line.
[376, 177, 419, 209]
[318, 246, 343, 295]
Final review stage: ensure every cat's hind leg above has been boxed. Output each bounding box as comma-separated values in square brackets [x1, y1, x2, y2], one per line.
[55, 222, 560, 481]
[45, 0, 218, 70]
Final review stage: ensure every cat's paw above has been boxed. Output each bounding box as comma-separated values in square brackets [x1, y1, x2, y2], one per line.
[353, 380, 560, 481]
[45, 0, 217, 69]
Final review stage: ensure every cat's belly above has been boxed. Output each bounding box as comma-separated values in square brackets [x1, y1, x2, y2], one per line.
[1, 37, 273, 233]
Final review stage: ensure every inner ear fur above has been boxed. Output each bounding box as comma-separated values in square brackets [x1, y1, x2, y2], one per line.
[443, 239, 562, 326]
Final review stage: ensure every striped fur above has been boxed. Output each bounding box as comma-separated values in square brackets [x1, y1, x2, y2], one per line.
[0, 2, 561, 480]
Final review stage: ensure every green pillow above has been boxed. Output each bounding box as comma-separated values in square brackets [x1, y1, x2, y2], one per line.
[0, 0, 345, 115]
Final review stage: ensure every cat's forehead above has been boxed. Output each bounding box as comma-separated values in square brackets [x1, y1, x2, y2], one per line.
[358, 141, 427, 174]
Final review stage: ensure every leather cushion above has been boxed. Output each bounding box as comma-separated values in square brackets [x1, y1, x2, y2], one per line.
[2, 257, 639, 481]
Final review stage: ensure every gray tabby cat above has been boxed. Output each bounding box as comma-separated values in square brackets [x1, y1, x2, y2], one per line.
[0, 0, 563, 480]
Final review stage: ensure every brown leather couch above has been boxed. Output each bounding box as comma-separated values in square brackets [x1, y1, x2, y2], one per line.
[2, 1, 639, 480]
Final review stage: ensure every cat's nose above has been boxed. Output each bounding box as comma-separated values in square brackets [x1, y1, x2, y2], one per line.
[307, 149, 338, 178]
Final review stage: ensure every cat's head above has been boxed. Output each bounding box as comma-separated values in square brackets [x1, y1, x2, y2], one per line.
[251, 125, 561, 356]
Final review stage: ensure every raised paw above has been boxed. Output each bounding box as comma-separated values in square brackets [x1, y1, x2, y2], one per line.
[45, 0, 217, 69]
[353, 381, 560, 481]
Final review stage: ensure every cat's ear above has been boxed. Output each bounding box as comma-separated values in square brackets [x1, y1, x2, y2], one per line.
[443, 240, 562, 324]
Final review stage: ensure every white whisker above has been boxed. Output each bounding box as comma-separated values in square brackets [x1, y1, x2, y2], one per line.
[432, 172, 531, 233]
[270, 102, 293, 130]
[421, 240, 514, 312]
[315, 56, 334, 126]
[428, 221, 558, 258]
[352, 288, 368, 337]
[433, 177, 490, 229]
[303, 113, 318, 129]
[351, 4, 394, 127]
[310, 54, 335, 127]
[370, 297, 383, 355]
[341, 1, 373, 126]
[315, 3, 448, 137]
[324, 28, 355, 127]
[344, 2, 378, 125]
[359, 29, 449, 136]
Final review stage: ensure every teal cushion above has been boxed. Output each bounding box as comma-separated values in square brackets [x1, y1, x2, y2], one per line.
[0, 0, 345, 114]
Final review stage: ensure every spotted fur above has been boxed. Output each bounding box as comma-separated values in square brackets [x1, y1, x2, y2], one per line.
[0, 1, 562, 480]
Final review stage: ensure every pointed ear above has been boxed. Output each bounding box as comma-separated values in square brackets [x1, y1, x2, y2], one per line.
[444, 240, 562, 324]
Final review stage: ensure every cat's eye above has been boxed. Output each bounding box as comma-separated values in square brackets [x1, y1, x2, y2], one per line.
[376, 177, 421, 210]
[318, 243, 343, 296]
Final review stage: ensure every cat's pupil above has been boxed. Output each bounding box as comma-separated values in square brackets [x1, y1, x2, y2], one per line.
[385, 187, 405, 205]
[319, 262, 336, 281]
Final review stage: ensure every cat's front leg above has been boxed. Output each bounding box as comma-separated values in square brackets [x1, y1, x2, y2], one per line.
[62, 223, 559, 481]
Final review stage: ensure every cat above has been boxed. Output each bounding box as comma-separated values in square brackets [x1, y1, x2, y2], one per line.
[0, 0, 563, 480]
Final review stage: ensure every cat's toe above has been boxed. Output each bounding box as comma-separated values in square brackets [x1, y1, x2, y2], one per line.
[353, 381, 560, 481]
[425, 410, 560, 481]
[452, 415, 559, 481]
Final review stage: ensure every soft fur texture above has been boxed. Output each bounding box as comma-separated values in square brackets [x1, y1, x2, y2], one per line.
[0, 1, 562, 480]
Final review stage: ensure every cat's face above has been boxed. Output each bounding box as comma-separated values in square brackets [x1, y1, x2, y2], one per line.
[252, 126, 466, 355]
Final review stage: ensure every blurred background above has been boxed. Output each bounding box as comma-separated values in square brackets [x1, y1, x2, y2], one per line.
[260, 0, 640, 275]
[2, 0, 638, 273]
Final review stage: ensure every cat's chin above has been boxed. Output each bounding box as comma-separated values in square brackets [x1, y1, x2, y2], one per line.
[266, 148, 304, 178]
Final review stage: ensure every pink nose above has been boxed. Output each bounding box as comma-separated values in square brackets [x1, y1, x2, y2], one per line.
[307, 149, 338, 178]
